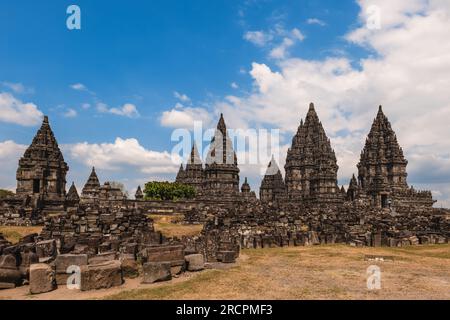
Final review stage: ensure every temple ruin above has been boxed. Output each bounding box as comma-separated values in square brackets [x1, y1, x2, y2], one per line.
[0, 104, 448, 294]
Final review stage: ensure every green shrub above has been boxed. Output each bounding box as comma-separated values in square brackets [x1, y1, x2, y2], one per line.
[143, 181, 196, 201]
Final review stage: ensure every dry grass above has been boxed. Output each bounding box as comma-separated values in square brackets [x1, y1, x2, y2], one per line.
[106, 244, 450, 300]
[149, 214, 203, 238]
[0, 226, 43, 244]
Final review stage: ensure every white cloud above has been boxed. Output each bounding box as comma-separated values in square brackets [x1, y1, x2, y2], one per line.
[70, 83, 87, 91]
[70, 83, 96, 96]
[245, 26, 305, 60]
[160, 104, 212, 128]
[306, 18, 326, 26]
[81, 103, 91, 109]
[244, 31, 273, 46]
[0, 92, 43, 126]
[2, 82, 34, 94]
[67, 138, 179, 174]
[0, 140, 26, 190]
[97, 102, 140, 118]
[63, 108, 77, 118]
[231, 82, 239, 89]
[214, 0, 450, 205]
[174, 91, 191, 103]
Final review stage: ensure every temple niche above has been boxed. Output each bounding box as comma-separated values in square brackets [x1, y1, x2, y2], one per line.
[351, 106, 435, 209]
[284, 103, 342, 204]
[16, 116, 69, 204]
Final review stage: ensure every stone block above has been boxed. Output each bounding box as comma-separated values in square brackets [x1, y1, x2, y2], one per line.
[141, 262, 171, 284]
[217, 251, 236, 263]
[35, 240, 57, 258]
[80, 260, 123, 291]
[120, 258, 139, 279]
[88, 252, 117, 265]
[29, 263, 55, 294]
[144, 245, 185, 263]
[185, 254, 205, 271]
[55, 254, 88, 273]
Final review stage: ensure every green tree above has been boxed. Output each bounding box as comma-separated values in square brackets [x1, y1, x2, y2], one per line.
[143, 181, 196, 201]
[0, 189, 14, 199]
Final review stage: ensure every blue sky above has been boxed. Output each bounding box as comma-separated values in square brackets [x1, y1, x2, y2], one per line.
[1, 0, 450, 206]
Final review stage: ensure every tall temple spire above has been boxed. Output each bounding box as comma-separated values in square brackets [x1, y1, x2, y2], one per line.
[16, 115, 69, 201]
[355, 105, 417, 208]
[284, 103, 341, 203]
[204, 114, 240, 195]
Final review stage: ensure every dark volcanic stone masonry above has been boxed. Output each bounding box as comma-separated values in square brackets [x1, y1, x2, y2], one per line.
[0, 104, 448, 292]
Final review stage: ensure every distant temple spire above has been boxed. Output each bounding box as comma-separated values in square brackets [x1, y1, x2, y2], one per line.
[16, 115, 69, 201]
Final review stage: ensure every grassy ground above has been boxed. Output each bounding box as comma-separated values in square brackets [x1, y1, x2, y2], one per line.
[149, 214, 203, 238]
[0, 226, 43, 244]
[105, 244, 450, 300]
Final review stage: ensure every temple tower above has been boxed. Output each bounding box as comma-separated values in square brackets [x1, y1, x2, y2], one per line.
[284, 103, 341, 203]
[81, 167, 101, 201]
[176, 143, 204, 193]
[204, 114, 240, 195]
[260, 156, 286, 204]
[16, 116, 69, 202]
[355, 106, 433, 208]
[135, 185, 144, 200]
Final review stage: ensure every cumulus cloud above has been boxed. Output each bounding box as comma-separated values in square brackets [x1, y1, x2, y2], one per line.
[67, 138, 180, 174]
[0, 92, 43, 126]
[0, 140, 27, 190]
[160, 103, 212, 128]
[97, 103, 140, 118]
[216, 0, 450, 205]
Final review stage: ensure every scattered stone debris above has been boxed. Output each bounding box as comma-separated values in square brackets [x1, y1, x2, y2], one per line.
[0, 107, 448, 295]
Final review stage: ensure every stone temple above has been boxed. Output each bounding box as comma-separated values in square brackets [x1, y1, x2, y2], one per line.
[176, 113, 241, 199]
[15, 116, 69, 207]
[284, 103, 341, 204]
[0, 104, 448, 294]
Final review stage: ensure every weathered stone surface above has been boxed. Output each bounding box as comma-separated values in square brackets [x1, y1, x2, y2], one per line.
[0, 282, 16, 289]
[120, 256, 139, 279]
[19, 251, 39, 278]
[185, 254, 205, 271]
[55, 254, 88, 273]
[29, 263, 55, 294]
[36, 239, 57, 259]
[80, 260, 123, 291]
[143, 245, 185, 267]
[88, 252, 117, 265]
[0, 254, 21, 286]
[142, 262, 171, 284]
[217, 251, 236, 263]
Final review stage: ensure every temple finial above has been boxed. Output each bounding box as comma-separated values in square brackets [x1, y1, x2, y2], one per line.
[309, 102, 315, 111]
